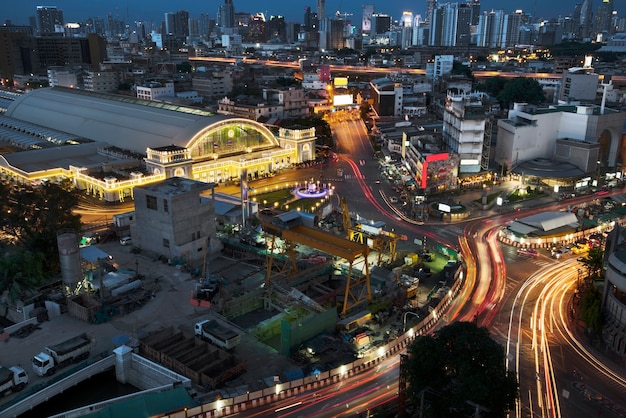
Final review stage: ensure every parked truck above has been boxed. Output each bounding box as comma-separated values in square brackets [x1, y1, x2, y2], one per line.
[0, 366, 28, 397]
[194, 319, 241, 350]
[32, 333, 94, 377]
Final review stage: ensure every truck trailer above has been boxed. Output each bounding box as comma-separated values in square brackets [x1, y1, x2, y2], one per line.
[32, 333, 94, 377]
[0, 366, 28, 397]
[194, 319, 241, 350]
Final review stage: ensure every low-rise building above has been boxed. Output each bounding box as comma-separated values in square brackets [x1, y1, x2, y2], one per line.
[442, 92, 490, 174]
[495, 102, 625, 178]
[370, 77, 403, 117]
[131, 177, 221, 266]
[136, 81, 175, 101]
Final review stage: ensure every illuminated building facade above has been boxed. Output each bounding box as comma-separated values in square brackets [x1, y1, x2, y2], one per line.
[0, 87, 316, 202]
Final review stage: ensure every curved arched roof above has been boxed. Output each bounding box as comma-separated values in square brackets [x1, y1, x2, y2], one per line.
[4, 87, 240, 155]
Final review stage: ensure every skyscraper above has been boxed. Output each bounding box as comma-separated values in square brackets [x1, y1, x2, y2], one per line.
[580, 0, 593, 38]
[199, 13, 210, 37]
[174, 10, 190, 39]
[317, 0, 326, 22]
[36, 6, 64, 34]
[218, 0, 235, 30]
[371, 13, 391, 35]
[426, 0, 437, 23]
[477, 10, 504, 48]
[593, 0, 613, 35]
[304, 7, 318, 32]
[267, 15, 286, 42]
[430, 3, 471, 46]
[501, 12, 521, 47]
[362, 4, 374, 35]
[469, 0, 480, 26]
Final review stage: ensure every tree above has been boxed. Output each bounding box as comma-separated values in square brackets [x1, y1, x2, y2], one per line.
[0, 249, 45, 304]
[0, 179, 82, 273]
[451, 61, 472, 78]
[578, 248, 604, 283]
[474, 76, 507, 98]
[580, 285, 603, 335]
[406, 321, 518, 417]
[176, 61, 192, 73]
[497, 77, 546, 107]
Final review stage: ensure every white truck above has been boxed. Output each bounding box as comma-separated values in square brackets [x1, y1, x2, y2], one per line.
[32, 333, 94, 377]
[0, 366, 28, 397]
[194, 319, 241, 350]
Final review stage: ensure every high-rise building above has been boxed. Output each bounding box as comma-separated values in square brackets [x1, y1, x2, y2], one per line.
[362, 4, 374, 34]
[165, 10, 189, 39]
[317, 0, 326, 22]
[501, 12, 521, 47]
[477, 10, 520, 48]
[477, 10, 503, 48]
[304, 7, 318, 32]
[580, 0, 593, 38]
[371, 13, 391, 35]
[412, 14, 427, 46]
[175, 10, 190, 39]
[36, 6, 64, 34]
[218, 0, 235, 30]
[199, 13, 210, 37]
[247, 13, 266, 43]
[426, 0, 437, 24]
[267, 15, 286, 43]
[469, 0, 480, 26]
[401, 11, 413, 28]
[0, 29, 33, 86]
[327, 18, 345, 50]
[430, 3, 471, 47]
[594, 0, 613, 35]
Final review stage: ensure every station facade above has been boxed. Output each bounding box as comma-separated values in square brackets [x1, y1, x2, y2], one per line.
[0, 87, 316, 202]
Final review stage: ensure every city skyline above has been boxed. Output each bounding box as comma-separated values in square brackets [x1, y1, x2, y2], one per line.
[1, 0, 602, 27]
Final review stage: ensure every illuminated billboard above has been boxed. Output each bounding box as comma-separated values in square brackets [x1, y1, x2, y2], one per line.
[333, 94, 353, 106]
[333, 77, 348, 88]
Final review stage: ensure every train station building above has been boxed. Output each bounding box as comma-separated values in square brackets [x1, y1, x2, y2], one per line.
[0, 87, 316, 202]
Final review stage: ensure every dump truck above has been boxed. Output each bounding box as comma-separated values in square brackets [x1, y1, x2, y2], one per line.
[32, 333, 94, 377]
[194, 319, 241, 350]
[0, 366, 28, 397]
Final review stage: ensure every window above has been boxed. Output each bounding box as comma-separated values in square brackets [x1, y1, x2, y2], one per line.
[192, 232, 196, 240]
[163, 199, 169, 213]
[163, 238, 170, 248]
[146, 195, 157, 210]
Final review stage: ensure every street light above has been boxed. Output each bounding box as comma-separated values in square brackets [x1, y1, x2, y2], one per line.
[403, 311, 421, 332]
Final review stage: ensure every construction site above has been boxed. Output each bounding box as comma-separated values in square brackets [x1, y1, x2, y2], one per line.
[20, 181, 453, 402]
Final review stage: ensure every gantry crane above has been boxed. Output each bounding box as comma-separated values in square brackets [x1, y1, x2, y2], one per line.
[262, 211, 371, 316]
[340, 196, 399, 265]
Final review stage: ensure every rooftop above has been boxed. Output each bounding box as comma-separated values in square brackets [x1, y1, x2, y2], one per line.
[139, 177, 214, 196]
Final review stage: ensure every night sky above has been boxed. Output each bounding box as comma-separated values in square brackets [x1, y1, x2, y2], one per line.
[1, 1, 618, 26]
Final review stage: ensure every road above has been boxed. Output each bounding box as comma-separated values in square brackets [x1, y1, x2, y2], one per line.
[238, 356, 400, 418]
[69, 116, 626, 417]
[496, 254, 626, 418]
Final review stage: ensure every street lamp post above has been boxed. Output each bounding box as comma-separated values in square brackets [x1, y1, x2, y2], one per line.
[403, 311, 421, 332]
